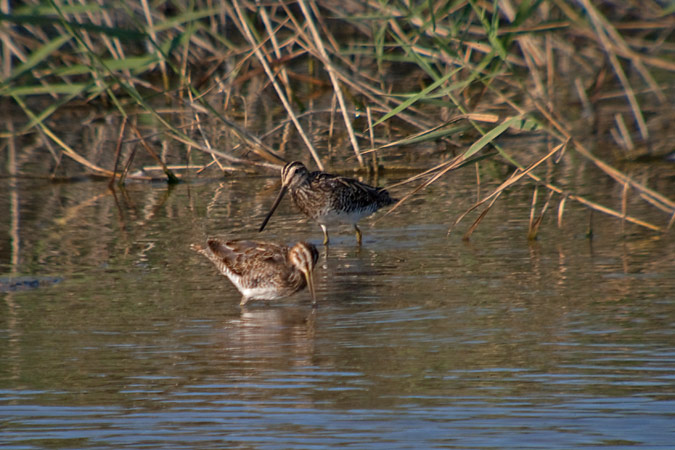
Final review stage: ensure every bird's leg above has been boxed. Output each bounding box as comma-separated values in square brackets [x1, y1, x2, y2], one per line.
[354, 224, 362, 246]
[320, 224, 330, 246]
[240, 296, 250, 306]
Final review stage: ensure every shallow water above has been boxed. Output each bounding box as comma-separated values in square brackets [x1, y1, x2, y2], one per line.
[1, 169, 674, 449]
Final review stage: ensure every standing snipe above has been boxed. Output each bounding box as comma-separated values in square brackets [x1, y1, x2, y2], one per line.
[259, 161, 396, 245]
[192, 238, 318, 306]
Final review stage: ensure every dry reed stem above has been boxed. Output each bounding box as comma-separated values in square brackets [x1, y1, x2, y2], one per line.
[385, 156, 470, 190]
[530, 175, 661, 231]
[448, 144, 552, 231]
[528, 189, 554, 240]
[489, 83, 669, 229]
[305, 2, 379, 83]
[109, 116, 127, 189]
[187, 87, 228, 173]
[534, 148, 663, 231]
[281, 2, 413, 118]
[12, 94, 128, 178]
[86, 3, 131, 84]
[500, 0, 546, 97]
[460, 189, 504, 241]
[467, 3, 671, 227]
[169, 131, 280, 171]
[286, 31, 432, 131]
[139, 0, 168, 91]
[363, 114, 498, 155]
[535, 102, 675, 213]
[298, 0, 364, 166]
[580, 1, 665, 103]
[377, 150, 494, 223]
[477, 143, 564, 209]
[621, 180, 630, 235]
[557, 195, 567, 228]
[474, 160, 482, 202]
[614, 113, 634, 151]
[1, 0, 12, 78]
[574, 77, 593, 115]
[130, 123, 178, 183]
[135, 164, 224, 172]
[500, 138, 664, 231]
[7, 119, 19, 270]
[579, 0, 649, 139]
[183, 98, 286, 167]
[259, 6, 292, 97]
[366, 0, 526, 65]
[366, 105, 378, 171]
[99, 6, 127, 65]
[178, 21, 192, 102]
[546, 33, 554, 113]
[231, 0, 323, 170]
[195, 118, 226, 173]
[529, 184, 539, 238]
[118, 145, 137, 185]
[452, 142, 662, 237]
[328, 91, 336, 156]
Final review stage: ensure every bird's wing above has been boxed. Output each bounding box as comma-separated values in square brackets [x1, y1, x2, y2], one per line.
[215, 240, 289, 274]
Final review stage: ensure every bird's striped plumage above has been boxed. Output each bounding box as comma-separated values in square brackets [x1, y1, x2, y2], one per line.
[192, 238, 318, 306]
[259, 161, 396, 245]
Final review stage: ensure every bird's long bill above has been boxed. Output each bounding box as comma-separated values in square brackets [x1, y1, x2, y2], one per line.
[259, 185, 288, 232]
[303, 268, 317, 305]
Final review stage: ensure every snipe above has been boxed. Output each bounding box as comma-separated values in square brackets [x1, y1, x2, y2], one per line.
[192, 238, 318, 306]
[259, 161, 396, 245]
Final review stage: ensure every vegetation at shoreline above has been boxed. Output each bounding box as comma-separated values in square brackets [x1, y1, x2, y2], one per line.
[1, 0, 674, 235]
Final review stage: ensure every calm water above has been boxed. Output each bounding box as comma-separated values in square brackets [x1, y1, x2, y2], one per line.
[1, 169, 674, 449]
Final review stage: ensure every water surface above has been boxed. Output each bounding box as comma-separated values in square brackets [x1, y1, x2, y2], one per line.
[1, 170, 674, 449]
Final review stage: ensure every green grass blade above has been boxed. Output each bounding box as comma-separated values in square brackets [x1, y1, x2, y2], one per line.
[49, 55, 160, 77]
[2, 83, 90, 96]
[465, 115, 524, 158]
[374, 68, 460, 126]
[2, 34, 71, 85]
[467, 0, 508, 61]
[388, 124, 471, 147]
[0, 13, 146, 41]
[14, 3, 103, 15]
[151, 6, 223, 32]
[17, 85, 91, 133]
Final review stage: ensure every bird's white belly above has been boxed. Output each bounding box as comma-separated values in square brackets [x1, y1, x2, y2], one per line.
[240, 286, 286, 300]
[316, 207, 374, 225]
[225, 272, 285, 300]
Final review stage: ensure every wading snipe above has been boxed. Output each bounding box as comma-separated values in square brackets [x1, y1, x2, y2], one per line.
[259, 161, 396, 245]
[192, 238, 318, 306]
